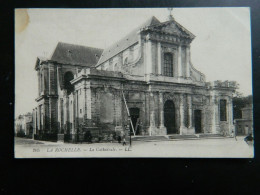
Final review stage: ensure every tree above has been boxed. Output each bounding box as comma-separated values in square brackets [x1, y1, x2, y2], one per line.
[233, 95, 252, 119]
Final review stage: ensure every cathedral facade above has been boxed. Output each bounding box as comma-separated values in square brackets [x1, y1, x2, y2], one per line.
[32, 15, 237, 142]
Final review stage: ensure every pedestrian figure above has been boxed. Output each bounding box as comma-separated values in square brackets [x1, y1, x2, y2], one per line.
[84, 131, 88, 143]
[113, 132, 117, 140]
[85, 131, 92, 143]
[244, 133, 253, 145]
[109, 133, 113, 143]
[233, 129, 237, 141]
[118, 135, 121, 143]
[231, 130, 237, 141]
[122, 134, 126, 146]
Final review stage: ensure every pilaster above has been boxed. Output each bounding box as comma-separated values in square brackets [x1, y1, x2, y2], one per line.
[148, 92, 157, 136]
[187, 94, 193, 128]
[65, 96, 69, 133]
[145, 40, 153, 76]
[179, 94, 185, 135]
[228, 97, 234, 135]
[178, 45, 183, 79]
[86, 87, 92, 120]
[37, 106, 41, 131]
[37, 71, 40, 96]
[211, 93, 220, 133]
[48, 63, 56, 95]
[158, 92, 167, 134]
[157, 42, 162, 75]
[60, 98, 64, 133]
[185, 46, 190, 78]
[49, 98, 52, 132]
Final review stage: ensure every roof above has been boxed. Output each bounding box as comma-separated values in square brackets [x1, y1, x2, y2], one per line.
[96, 16, 161, 66]
[35, 56, 49, 70]
[51, 42, 103, 67]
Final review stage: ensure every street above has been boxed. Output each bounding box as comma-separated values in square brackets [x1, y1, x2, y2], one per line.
[15, 136, 254, 158]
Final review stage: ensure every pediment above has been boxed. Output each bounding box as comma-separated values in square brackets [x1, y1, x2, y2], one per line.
[162, 23, 182, 35]
[150, 20, 195, 39]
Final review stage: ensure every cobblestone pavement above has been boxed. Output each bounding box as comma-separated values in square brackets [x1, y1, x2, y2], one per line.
[15, 137, 44, 145]
[15, 136, 253, 158]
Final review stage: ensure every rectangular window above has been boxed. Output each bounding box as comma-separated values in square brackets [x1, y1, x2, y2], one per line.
[163, 53, 173, 77]
[220, 99, 227, 121]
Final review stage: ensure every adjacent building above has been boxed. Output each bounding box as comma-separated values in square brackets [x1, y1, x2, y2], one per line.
[32, 14, 237, 142]
[15, 112, 33, 138]
[235, 103, 253, 135]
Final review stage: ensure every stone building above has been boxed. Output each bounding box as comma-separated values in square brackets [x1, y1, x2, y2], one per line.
[234, 103, 253, 135]
[32, 14, 237, 142]
[15, 112, 33, 138]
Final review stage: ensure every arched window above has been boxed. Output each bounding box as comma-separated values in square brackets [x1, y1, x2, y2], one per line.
[64, 72, 74, 95]
[220, 99, 227, 121]
[163, 53, 173, 77]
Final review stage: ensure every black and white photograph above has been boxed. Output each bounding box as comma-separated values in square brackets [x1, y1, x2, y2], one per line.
[14, 8, 253, 158]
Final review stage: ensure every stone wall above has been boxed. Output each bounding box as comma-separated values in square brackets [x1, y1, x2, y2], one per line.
[33, 53, 236, 142]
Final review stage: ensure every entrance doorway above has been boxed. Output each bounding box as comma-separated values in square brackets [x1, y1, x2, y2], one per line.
[164, 100, 176, 134]
[129, 108, 140, 135]
[194, 110, 202, 133]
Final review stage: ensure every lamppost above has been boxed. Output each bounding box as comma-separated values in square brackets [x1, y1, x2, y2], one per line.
[128, 116, 132, 147]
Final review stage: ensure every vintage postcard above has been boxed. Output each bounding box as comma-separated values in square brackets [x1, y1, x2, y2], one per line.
[15, 8, 253, 158]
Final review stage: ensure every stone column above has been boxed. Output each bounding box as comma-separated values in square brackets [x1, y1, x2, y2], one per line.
[211, 93, 219, 134]
[83, 87, 87, 120]
[144, 92, 150, 135]
[48, 66, 51, 94]
[32, 109, 36, 138]
[187, 94, 193, 128]
[56, 66, 61, 94]
[228, 97, 234, 135]
[61, 99, 64, 131]
[74, 92, 77, 133]
[71, 94, 76, 142]
[48, 64, 56, 95]
[157, 42, 162, 75]
[149, 111, 155, 136]
[113, 93, 116, 125]
[179, 94, 185, 135]
[201, 109, 205, 133]
[148, 92, 157, 136]
[57, 98, 64, 143]
[48, 99, 52, 133]
[159, 92, 167, 134]
[37, 106, 41, 132]
[76, 90, 79, 142]
[178, 45, 183, 78]
[185, 46, 190, 78]
[86, 87, 92, 120]
[76, 90, 79, 129]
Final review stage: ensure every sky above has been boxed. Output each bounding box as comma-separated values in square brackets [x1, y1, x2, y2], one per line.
[15, 8, 252, 117]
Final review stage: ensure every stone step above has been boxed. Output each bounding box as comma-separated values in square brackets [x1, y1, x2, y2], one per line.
[131, 134, 225, 141]
[131, 136, 168, 141]
[168, 135, 198, 140]
[198, 134, 224, 138]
